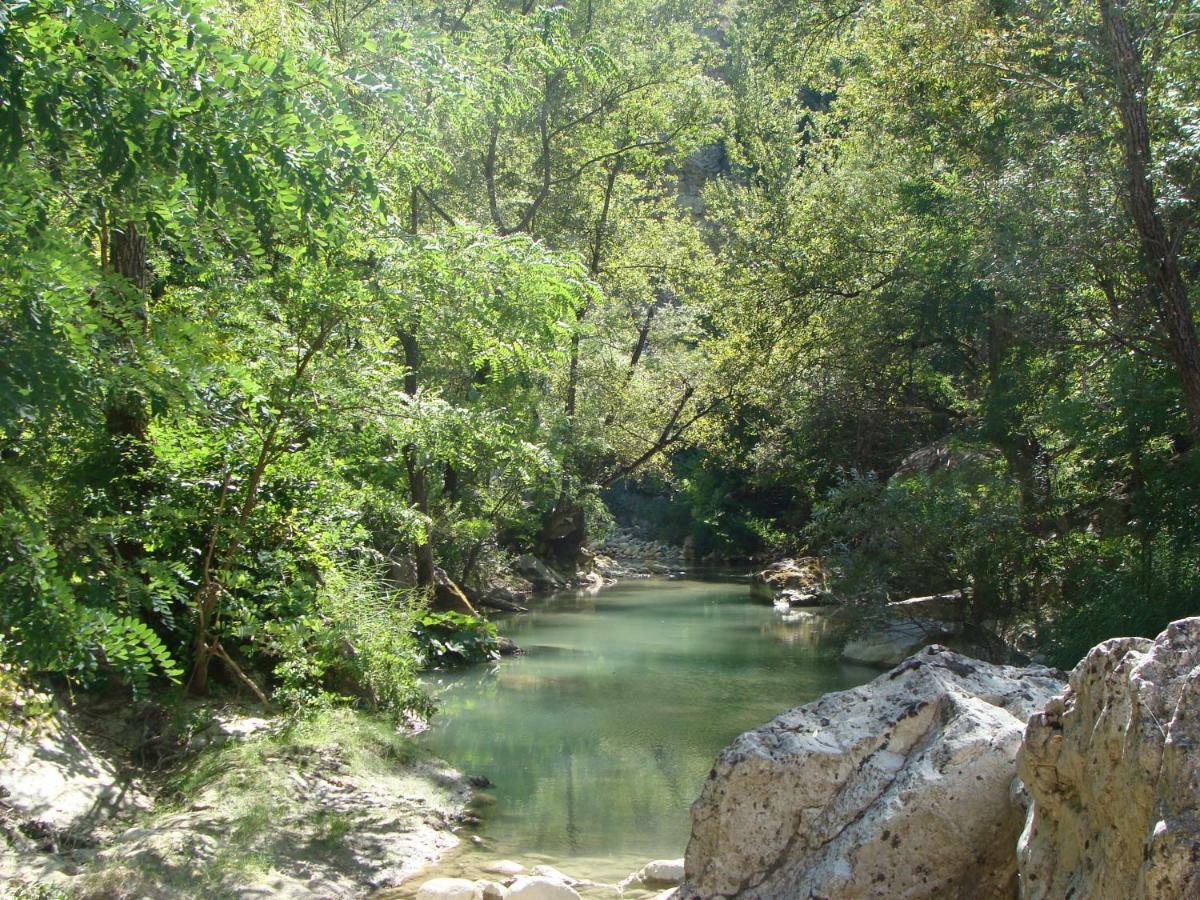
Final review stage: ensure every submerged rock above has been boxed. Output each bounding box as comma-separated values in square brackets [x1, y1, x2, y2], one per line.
[681, 646, 1065, 899]
[1018, 617, 1200, 899]
[528, 864, 575, 883]
[639, 858, 685, 886]
[840, 616, 961, 666]
[482, 860, 525, 878]
[749, 558, 833, 607]
[417, 883, 482, 900]
[506, 875, 581, 900]
[418, 878, 483, 900]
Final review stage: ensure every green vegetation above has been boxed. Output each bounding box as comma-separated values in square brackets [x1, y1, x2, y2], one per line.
[1, 0, 1198, 716]
[693, 0, 1200, 664]
[0, 0, 724, 707]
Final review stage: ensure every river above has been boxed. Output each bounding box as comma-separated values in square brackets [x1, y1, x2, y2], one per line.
[415, 573, 877, 885]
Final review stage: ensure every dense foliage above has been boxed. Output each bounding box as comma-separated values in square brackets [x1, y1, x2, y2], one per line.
[1, 0, 1197, 708]
[0, 0, 724, 708]
[698, 0, 1200, 663]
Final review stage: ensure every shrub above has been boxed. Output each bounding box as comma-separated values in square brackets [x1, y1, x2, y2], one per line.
[412, 610, 500, 667]
[808, 460, 1029, 613]
[265, 565, 430, 716]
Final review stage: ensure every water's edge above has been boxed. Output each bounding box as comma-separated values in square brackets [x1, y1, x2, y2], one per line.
[403, 574, 876, 888]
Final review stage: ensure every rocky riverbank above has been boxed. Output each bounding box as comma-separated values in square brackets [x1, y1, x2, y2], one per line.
[6, 605, 1196, 898]
[0, 701, 472, 898]
[677, 617, 1200, 898]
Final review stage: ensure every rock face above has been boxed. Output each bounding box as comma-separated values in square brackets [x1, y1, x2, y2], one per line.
[680, 647, 1065, 899]
[1017, 617, 1200, 899]
[840, 617, 960, 666]
[749, 558, 833, 607]
[512, 555, 568, 592]
[841, 591, 1009, 668]
[593, 527, 683, 564]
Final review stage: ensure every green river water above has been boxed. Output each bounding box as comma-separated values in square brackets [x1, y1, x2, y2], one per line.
[416, 574, 878, 885]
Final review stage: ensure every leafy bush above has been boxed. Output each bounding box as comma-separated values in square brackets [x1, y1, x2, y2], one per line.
[412, 611, 500, 667]
[0, 478, 185, 694]
[808, 460, 1029, 612]
[1038, 534, 1200, 668]
[265, 565, 430, 716]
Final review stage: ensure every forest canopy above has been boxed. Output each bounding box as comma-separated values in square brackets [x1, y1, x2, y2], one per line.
[1, 0, 1198, 707]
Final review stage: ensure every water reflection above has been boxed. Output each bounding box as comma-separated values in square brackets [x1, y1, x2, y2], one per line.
[419, 577, 875, 882]
[765, 605, 845, 646]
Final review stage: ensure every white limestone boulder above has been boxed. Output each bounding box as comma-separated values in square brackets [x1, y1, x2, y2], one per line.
[680, 646, 1064, 898]
[506, 876, 581, 900]
[482, 860, 525, 878]
[749, 558, 834, 607]
[417, 877, 483, 900]
[639, 858, 684, 886]
[1018, 617, 1200, 899]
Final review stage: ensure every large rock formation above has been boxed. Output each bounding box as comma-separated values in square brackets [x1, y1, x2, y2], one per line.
[749, 558, 833, 607]
[839, 590, 1012, 668]
[680, 647, 1065, 899]
[1018, 617, 1200, 899]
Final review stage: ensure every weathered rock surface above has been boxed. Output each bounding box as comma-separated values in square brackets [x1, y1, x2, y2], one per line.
[0, 711, 149, 834]
[513, 555, 568, 592]
[639, 858, 685, 886]
[681, 646, 1065, 899]
[477, 880, 509, 900]
[1018, 617, 1200, 899]
[749, 558, 833, 607]
[841, 595, 1009, 667]
[593, 528, 683, 564]
[482, 859, 526, 878]
[1, 703, 470, 898]
[529, 864, 577, 884]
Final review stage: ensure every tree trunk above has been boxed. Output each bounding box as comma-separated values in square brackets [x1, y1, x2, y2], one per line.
[187, 320, 334, 697]
[403, 187, 436, 591]
[104, 220, 151, 466]
[400, 326, 435, 590]
[1098, 0, 1200, 441]
[983, 307, 1050, 532]
[547, 163, 620, 560]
